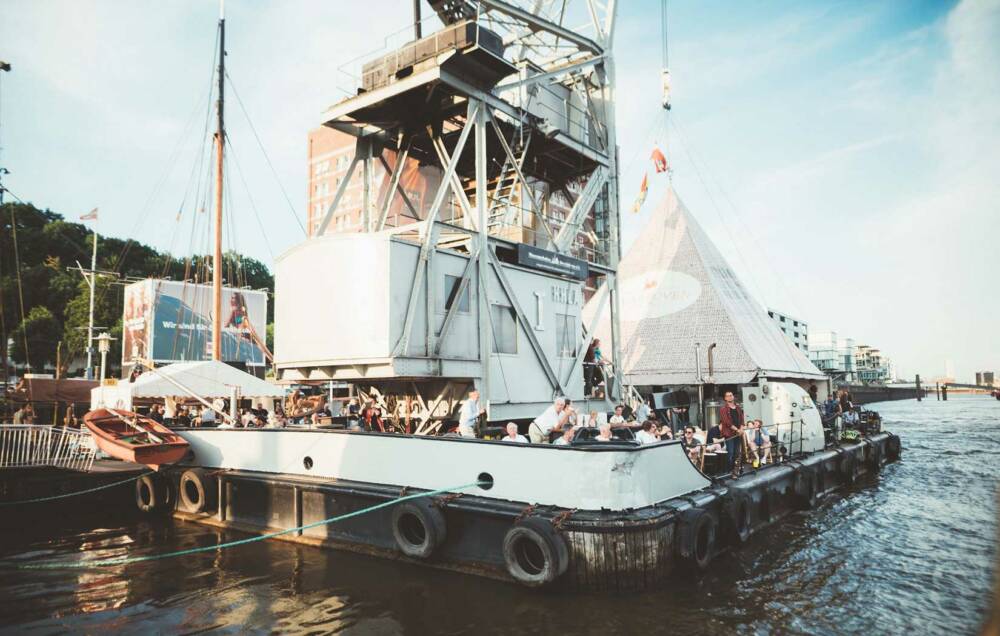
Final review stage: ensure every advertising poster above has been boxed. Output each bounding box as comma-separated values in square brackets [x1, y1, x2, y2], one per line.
[122, 279, 268, 366]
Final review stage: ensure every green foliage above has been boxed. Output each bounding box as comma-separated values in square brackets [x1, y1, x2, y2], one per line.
[10, 306, 61, 368]
[0, 201, 273, 377]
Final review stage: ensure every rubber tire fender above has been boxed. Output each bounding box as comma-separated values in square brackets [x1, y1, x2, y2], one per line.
[179, 468, 217, 514]
[720, 489, 752, 545]
[675, 507, 718, 572]
[391, 499, 447, 559]
[886, 434, 902, 461]
[840, 451, 856, 486]
[135, 473, 172, 513]
[502, 516, 569, 587]
[868, 441, 883, 474]
[793, 467, 818, 510]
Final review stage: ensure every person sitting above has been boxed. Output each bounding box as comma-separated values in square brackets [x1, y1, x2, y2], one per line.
[746, 419, 772, 466]
[595, 422, 613, 442]
[705, 422, 724, 452]
[586, 410, 599, 427]
[201, 403, 217, 427]
[636, 420, 659, 445]
[528, 397, 572, 444]
[609, 405, 626, 427]
[553, 426, 576, 446]
[502, 422, 528, 443]
[681, 426, 701, 462]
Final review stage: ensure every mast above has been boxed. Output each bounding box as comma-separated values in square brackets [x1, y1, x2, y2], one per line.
[85, 222, 98, 378]
[212, 3, 225, 361]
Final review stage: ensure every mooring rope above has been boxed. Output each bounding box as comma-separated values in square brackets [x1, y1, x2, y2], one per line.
[8, 480, 484, 570]
[0, 470, 156, 507]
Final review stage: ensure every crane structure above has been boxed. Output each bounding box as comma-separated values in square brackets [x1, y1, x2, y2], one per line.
[275, 0, 625, 428]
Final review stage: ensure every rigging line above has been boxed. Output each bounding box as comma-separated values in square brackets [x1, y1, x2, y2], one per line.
[6, 206, 31, 373]
[669, 114, 806, 319]
[666, 117, 770, 308]
[9, 480, 485, 571]
[661, 0, 669, 69]
[224, 70, 307, 237]
[107, 25, 221, 284]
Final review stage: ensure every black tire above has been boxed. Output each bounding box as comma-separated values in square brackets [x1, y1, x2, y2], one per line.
[135, 473, 171, 513]
[720, 490, 752, 545]
[675, 508, 717, 572]
[793, 467, 818, 510]
[840, 452, 856, 486]
[179, 468, 216, 514]
[502, 516, 569, 587]
[392, 499, 447, 559]
[886, 434, 902, 461]
[868, 441, 883, 474]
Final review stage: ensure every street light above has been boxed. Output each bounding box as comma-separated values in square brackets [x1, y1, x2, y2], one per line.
[96, 332, 116, 383]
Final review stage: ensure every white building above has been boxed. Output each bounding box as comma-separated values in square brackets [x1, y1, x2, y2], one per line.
[767, 308, 809, 353]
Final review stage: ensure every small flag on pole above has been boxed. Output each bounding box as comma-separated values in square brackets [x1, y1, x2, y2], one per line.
[631, 173, 649, 213]
[80, 208, 98, 221]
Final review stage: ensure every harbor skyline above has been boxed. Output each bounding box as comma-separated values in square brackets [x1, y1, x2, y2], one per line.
[1, 0, 996, 380]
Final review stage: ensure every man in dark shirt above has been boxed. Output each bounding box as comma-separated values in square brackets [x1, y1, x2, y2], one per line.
[719, 391, 746, 472]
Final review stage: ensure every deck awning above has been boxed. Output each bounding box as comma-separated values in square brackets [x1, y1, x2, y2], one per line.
[91, 360, 284, 410]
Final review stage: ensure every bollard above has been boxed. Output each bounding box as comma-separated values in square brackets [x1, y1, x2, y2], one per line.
[916, 374, 923, 402]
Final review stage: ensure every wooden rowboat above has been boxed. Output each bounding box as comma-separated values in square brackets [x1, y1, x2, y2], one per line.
[84, 408, 190, 470]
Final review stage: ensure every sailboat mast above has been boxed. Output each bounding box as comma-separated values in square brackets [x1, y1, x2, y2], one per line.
[212, 5, 225, 361]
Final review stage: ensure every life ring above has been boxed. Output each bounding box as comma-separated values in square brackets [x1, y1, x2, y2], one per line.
[793, 467, 818, 510]
[391, 499, 447, 559]
[840, 452, 856, 486]
[676, 507, 718, 571]
[885, 434, 902, 460]
[720, 490, 752, 545]
[502, 516, 569, 587]
[179, 468, 217, 514]
[135, 473, 172, 513]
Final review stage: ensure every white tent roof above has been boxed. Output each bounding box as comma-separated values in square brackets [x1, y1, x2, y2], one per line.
[93, 360, 284, 409]
[587, 188, 825, 386]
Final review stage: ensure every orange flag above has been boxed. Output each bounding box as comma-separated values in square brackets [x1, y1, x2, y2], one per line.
[651, 147, 669, 173]
[631, 173, 649, 213]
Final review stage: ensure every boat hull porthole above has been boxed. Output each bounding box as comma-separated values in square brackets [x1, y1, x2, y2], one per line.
[303, 456, 313, 470]
[477, 472, 494, 490]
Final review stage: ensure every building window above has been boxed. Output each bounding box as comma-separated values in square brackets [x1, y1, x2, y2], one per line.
[555, 313, 576, 357]
[490, 304, 517, 354]
[793, 320, 798, 327]
[794, 332, 799, 338]
[443, 274, 470, 314]
[781, 327, 786, 333]
[768, 311, 774, 318]
[780, 316, 785, 323]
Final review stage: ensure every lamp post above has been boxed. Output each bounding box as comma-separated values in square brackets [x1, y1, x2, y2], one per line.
[96, 332, 115, 383]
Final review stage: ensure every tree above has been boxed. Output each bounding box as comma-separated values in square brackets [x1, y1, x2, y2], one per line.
[10, 306, 61, 369]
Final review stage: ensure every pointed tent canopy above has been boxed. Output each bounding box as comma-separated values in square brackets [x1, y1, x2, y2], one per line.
[90, 360, 284, 410]
[588, 189, 825, 386]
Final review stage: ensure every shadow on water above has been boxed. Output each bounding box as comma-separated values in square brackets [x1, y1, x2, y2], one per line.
[0, 396, 997, 634]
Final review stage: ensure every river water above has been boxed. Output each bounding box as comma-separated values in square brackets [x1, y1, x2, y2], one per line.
[0, 396, 996, 634]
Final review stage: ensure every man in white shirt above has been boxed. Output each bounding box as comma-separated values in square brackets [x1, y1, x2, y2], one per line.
[457, 389, 485, 438]
[502, 422, 528, 443]
[528, 397, 572, 444]
[609, 405, 626, 427]
[201, 402, 217, 426]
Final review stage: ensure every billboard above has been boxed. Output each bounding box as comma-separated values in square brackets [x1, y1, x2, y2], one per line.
[122, 279, 268, 366]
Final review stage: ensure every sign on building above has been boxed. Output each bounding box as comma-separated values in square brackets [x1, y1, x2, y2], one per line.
[122, 279, 268, 366]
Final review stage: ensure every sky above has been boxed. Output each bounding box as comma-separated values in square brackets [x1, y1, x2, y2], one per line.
[1, 0, 997, 382]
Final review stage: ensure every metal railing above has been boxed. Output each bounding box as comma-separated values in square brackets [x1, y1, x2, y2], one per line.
[0, 425, 97, 472]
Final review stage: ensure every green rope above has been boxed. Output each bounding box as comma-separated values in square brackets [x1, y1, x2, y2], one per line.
[10, 480, 482, 570]
[0, 470, 155, 506]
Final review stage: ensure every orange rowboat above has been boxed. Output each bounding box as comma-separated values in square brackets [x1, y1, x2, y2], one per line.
[83, 408, 190, 470]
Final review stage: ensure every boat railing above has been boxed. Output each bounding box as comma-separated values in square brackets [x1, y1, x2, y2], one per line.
[0, 424, 97, 472]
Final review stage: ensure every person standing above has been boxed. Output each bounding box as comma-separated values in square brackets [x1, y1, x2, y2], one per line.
[528, 397, 572, 444]
[458, 389, 485, 438]
[808, 383, 819, 404]
[719, 391, 746, 473]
